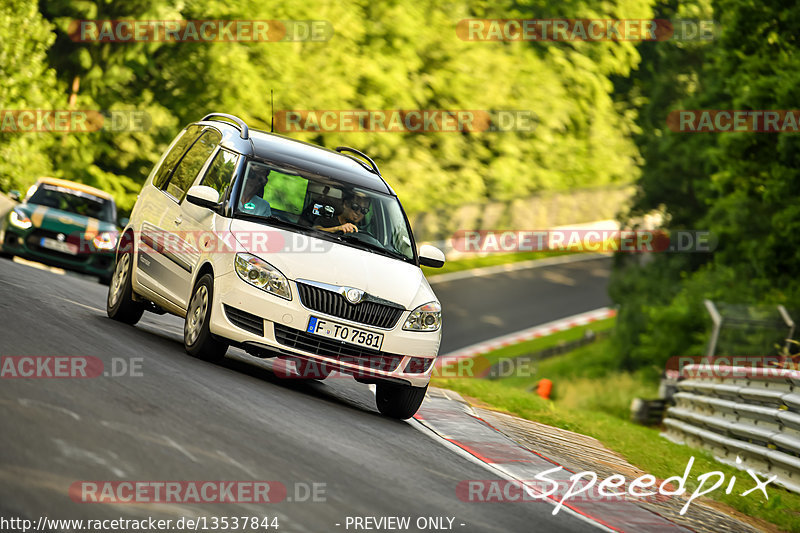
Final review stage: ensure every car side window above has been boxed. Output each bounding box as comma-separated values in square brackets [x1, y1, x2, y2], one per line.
[153, 125, 204, 189]
[166, 129, 222, 202]
[200, 149, 240, 201]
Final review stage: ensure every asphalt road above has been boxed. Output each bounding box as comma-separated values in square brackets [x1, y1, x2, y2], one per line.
[0, 257, 598, 532]
[434, 256, 612, 354]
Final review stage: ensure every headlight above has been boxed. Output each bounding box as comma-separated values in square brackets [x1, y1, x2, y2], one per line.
[403, 302, 441, 331]
[9, 208, 32, 229]
[92, 231, 117, 251]
[234, 253, 291, 300]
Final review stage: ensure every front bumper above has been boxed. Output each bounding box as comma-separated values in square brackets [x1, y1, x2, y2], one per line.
[0, 226, 115, 278]
[209, 270, 440, 387]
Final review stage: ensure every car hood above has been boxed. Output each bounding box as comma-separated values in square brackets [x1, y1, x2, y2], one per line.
[228, 218, 435, 310]
[17, 203, 115, 236]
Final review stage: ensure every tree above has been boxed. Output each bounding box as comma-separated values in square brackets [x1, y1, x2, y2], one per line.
[610, 0, 800, 370]
[0, 0, 62, 193]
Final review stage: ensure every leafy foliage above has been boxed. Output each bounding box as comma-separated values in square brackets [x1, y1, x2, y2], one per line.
[0, 0, 62, 193]
[1, 0, 651, 217]
[610, 0, 800, 369]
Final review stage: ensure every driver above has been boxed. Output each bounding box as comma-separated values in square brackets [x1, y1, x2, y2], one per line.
[315, 191, 370, 234]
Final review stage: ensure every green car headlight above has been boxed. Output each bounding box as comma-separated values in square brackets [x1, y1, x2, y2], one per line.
[9, 208, 32, 229]
[92, 231, 118, 251]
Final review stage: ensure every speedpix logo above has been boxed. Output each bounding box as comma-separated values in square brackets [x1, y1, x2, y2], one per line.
[459, 456, 775, 516]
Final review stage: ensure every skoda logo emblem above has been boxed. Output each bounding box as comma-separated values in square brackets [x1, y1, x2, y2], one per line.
[57, 233, 66, 242]
[345, 288, 364, 304]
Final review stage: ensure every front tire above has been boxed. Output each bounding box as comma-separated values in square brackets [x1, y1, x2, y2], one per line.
[375, 382, 428, 419]
[184, 273, 228, 362]
[106, 248, 144, 325]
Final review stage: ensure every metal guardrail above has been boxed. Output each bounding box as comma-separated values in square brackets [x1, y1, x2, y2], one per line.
[662, 364, 800, 493]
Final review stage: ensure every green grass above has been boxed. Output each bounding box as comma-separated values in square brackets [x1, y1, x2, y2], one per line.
[432, 336, 800, 531]
[422, 249, 574, 277]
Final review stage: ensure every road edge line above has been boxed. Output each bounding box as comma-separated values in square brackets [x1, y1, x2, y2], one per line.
[427, 253, 611, 285]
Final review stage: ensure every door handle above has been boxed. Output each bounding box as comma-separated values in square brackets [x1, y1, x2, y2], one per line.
[174, 216, 183, 225]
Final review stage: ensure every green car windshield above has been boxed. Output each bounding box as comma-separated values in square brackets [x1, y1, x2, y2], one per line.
[28, 184, 116, 223]
[235, 160, 415, 263]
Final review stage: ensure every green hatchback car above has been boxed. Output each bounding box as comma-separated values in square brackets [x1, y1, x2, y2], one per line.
[0, 177, 119, 283]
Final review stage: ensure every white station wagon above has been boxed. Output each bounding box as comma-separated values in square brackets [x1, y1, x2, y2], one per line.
[107, 113, 445, 418]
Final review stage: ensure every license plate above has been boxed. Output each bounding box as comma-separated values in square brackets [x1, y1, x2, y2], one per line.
[40, 237, 78, 255]
[307, 316, 383, 350]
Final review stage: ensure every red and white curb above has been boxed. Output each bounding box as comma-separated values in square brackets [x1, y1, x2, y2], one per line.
[408, 392, 690, 532]
[435, 307, 616, 369]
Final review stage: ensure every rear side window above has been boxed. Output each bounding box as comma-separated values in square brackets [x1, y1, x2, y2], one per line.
[153, 125, 203, 189]
[201, 149, 240, 201]
[166, 130, 222, 201]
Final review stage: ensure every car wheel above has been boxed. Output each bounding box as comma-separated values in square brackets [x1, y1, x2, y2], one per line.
[106, 249, 144, 325]
[375, 382, 428, 419]
[293, 358, 332, 380]
[184, 273, 229, 362]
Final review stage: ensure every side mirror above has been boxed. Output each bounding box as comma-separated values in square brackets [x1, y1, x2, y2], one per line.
[186, 185, 221, 210]
[418, 244, 445, 268]
[8, 190, 20, 202]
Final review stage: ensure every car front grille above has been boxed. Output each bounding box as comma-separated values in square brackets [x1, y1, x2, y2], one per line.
[26, 229, 89, 263]
[296, 282, 404, 329]
[224, 305, 265, 336]
[273, 324, 403, 373]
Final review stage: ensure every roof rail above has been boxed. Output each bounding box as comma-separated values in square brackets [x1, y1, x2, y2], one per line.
[201, 113, 250, 140]
[335, 146, 382, 177]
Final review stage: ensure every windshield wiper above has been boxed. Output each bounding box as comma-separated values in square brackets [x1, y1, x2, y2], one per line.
[235, 213, 305, 231]
[340, 234, 411, 263]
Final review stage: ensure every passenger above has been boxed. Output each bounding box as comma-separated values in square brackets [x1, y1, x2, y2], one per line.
[238, 165, 271, 216]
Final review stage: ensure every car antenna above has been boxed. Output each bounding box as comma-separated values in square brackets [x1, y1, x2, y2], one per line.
[270, 90, 274, 133]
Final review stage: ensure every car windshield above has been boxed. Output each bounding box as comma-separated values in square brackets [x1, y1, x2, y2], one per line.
[234, 160, 415, 262]
[28, 184, 116, 223]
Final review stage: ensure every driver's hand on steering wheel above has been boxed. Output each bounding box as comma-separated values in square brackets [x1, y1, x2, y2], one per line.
[337, 223, 359, 234]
